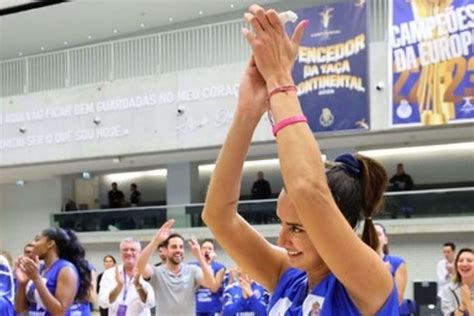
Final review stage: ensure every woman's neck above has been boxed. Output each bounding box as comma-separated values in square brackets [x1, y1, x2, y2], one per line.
[377, 248, 384, 258]
[43, 252, 59, 270]
[461, 275, 474, 287]
[307, 264, 331, 291]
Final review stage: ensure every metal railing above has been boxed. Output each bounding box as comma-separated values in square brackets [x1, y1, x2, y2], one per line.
[0, 20, 249, 98]
[52, 187, 474, 232]
[1, 0, 389, 98]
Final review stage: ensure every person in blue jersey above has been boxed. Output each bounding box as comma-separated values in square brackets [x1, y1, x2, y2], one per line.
[70, 261, 98, 315]
[202, 4, 398, 315]
[14, 227, 92, 315]
[375, 223, 408, 304]
[190, 239, 226, 316]
[222, 267, 269, 316]
[0, 251, 15, 316]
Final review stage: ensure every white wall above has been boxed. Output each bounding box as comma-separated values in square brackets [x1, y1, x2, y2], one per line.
[0, 178, 62, 256]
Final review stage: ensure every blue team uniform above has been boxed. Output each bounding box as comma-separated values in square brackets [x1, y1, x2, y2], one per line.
[268, 268, 399, 315]
[26, 259, 81, 316]
[0, 256, 15, 316]
[190, 260, 226, 315]
[383, 255, 405, 276]
[222, 280, 269, 316]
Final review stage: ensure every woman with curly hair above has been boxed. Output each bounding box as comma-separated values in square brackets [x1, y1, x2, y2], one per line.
[15, 227, 92, 315]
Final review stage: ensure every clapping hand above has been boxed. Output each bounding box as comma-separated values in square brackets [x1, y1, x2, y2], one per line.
[20, 257, 40, 282]
[15, 257, 29, 285]
[242, 5, 307, 88]
[115, 266, 124, 287]
[239, 273, 253, 299]
[460, 284, 470, 310]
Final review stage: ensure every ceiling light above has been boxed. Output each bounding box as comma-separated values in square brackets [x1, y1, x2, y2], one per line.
[358, 142, 474, 157]
[18, 52, 23, 56]
[113, 29, 118, 34]
[199, 10, 203, 15]
[40, 46, 45, 51]
[82, 172, 91, 180]
[140, 23, 145, 28]
[199, 155, 327, 172]
[15, 180, 25, 187]
[64, 41, 68, 45]
[168, 17, 173, 22]
[230, 4, 234, 8]
[88, 35, 92, 40]
[105, 169, 168, 182]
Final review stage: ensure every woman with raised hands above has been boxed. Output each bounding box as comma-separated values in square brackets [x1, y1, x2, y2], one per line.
[202, 4, 398, 315]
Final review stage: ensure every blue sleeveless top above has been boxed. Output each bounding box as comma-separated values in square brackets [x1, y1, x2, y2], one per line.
[68, 261, 95, 316]
[268, 268, 399, 316]
[383, 255, 405, 277]
[26, 259, 80, 316]
[190, 261, 226, 313]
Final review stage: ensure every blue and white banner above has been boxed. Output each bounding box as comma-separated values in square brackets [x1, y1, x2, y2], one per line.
[391, 0, 474, 126]
[287, 0, 369, 133]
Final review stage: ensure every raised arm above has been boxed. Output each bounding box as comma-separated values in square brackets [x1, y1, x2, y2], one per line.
[137, 219, 174, 279]
[189, 238, 219, 291]
[201, 57, 290, 292]
[243, 4, 393, 313]
[395, 263, 408, 304]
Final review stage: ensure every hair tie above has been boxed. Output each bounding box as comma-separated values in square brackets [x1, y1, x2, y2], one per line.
[335, 153, 361, 177]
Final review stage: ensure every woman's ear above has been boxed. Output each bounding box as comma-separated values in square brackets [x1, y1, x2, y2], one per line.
[47, 239, 56, 250]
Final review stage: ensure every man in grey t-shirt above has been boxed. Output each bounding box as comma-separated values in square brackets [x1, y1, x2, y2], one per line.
[137, 219, 219, 315]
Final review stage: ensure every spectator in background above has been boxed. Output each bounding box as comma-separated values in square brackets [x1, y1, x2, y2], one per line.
[130, 183, 141, 207]
[98, 238, 155, 316]
[389, 163, 414, 191]
[222, 267, 269, 316]
[64, 199, 78, 212]
[389, 163, 415, 218]
[190, 239, 226, 316]
[154, 242, 167, 267]
[438, 242, 457, 298]
[440, 248, 474, 316]
[108, 182, 125, 208]
[251, 171, 272, 199]
[23, 243, 37, 261]
[137, 220, 220, 316]
[374, 223, 407, 305]
[97, 255, 116, 316]
[0, 250, 15, 316]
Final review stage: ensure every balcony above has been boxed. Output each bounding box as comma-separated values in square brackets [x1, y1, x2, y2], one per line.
[52, 187, 474, 233]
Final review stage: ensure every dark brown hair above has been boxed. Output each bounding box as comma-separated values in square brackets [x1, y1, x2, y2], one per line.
[42, 227, 92, 301]
[453, 248, 473, 284]
[163, 233, 185, 248]
[326, 154, 388, 251]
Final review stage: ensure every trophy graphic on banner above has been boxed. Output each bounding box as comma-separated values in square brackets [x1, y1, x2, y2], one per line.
[411, 0, 454, 125]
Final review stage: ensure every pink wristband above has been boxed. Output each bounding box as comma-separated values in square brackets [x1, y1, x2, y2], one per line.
[272, 115, 308, 136]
